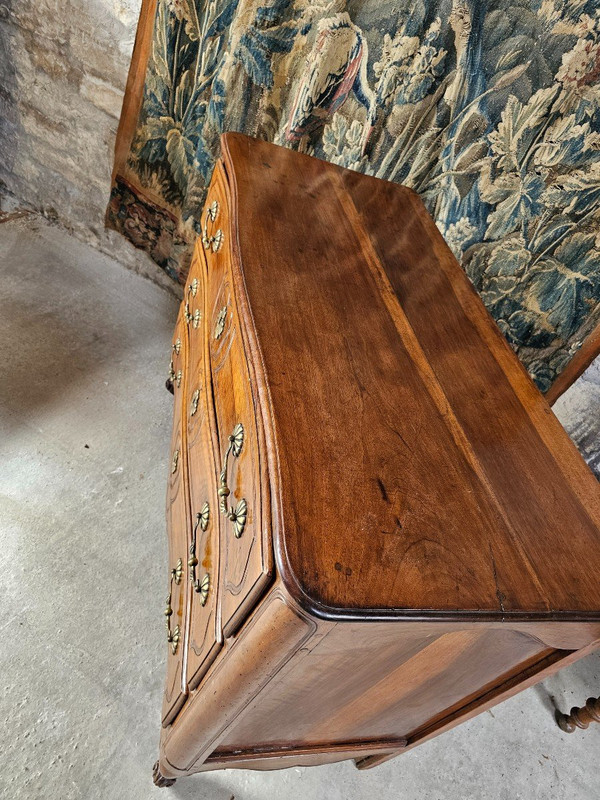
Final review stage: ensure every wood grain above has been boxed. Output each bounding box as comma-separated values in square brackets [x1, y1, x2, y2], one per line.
[217, 621, 552, 749]
[356, 635, 600, 770]
[546, 322, 600, 406]
[221, 132, 600, 620]
[157, 134, 600, 783]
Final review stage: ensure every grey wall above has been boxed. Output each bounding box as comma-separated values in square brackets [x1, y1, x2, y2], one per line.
[0, 0, 173, 288]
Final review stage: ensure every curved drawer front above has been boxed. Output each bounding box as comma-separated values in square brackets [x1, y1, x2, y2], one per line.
[203, 167, 272, 636]
[162, 309, 190, 725]
[184, 248, 223, 687]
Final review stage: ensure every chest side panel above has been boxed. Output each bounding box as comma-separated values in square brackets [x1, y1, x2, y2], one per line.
[216, 621, 554, 751]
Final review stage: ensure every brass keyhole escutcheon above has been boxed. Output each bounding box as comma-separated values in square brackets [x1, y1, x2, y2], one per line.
[214, 306, 227, 340]
[190, 389, 200, 417]
[185, 303, 201, 329]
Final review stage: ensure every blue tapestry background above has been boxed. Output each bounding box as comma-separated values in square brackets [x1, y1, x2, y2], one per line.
[107, 0, 600, 392]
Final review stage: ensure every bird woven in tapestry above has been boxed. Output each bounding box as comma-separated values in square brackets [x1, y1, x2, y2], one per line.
[106, 0, 600, 398]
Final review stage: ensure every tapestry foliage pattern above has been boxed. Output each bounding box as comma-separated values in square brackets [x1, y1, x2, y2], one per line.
[107, 0, 600, 391]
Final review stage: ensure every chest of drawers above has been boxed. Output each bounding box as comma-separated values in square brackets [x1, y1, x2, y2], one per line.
[154, 133, 600, 788]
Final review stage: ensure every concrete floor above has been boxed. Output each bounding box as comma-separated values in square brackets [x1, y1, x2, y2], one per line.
[1, 215, 599, 800]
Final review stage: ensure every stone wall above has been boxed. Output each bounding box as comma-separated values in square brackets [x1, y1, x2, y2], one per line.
[0, 0, 174, 289]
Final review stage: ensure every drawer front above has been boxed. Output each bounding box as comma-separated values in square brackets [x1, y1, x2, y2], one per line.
[162, 309, 190, 725]
[184, 248, 223, 687]
[203, 167, 272, 636]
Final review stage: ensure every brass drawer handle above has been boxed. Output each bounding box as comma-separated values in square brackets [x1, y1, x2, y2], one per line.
[168, 359, 182, 390]
[164, 558, 183, 655]
[207, 200, 219, 221]
[202, 228, 223, 253]
[184, 302, 201, 329]
[171, 558, 183, 584]
[189, 502, 210, 606]
[210, 229, 224, 253]
[171, 449, 179, 474]
[202, 200, 224, 253]
[218, 423, 247, 538]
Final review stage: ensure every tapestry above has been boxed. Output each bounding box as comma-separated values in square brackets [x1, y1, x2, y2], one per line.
[107, 0, 600, 394]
